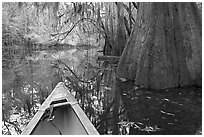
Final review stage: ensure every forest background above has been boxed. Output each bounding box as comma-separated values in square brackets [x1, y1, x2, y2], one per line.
[1, 2, 202, 135]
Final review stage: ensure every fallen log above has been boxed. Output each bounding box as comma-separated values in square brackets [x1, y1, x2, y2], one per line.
[97, 55, 120, 63]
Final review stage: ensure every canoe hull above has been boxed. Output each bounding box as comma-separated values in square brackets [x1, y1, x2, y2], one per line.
[21, 82, 99, 135]
[31, 105, 87, 135]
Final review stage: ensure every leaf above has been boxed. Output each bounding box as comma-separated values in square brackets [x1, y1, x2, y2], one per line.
[119, 77, 127, 82]
[104, 87, 112, 91]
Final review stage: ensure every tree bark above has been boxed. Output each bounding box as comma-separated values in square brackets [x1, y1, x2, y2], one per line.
[117, 2, 202, 89]
[112, 2, 127, 135]
[112, 2, 127, 56]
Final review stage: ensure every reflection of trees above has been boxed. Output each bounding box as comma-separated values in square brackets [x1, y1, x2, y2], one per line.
[2, 2, 202, 135]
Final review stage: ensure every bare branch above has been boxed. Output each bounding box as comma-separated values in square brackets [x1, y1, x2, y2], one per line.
[50, 17, 105, 41]
[123, 3, 136, 23]
[57, 59, 99, 83]
[132, 2, 138, 9]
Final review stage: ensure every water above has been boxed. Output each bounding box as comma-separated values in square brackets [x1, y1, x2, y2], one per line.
[122, 85, 202, 135]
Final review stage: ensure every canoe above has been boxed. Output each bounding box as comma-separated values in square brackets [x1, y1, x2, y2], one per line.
[21, 82, 99, 135]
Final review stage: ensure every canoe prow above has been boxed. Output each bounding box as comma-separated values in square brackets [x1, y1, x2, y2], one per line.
[21, 82, 99, 135]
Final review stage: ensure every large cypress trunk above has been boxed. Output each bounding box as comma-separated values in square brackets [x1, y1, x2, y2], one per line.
[117, 2, 201, 89]
[115, 2, 202, 135]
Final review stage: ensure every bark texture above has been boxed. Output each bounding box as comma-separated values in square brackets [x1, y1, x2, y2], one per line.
[112, 2, 127, 134]
[117, 2, 202, 89]
[112, 2, 127, 56]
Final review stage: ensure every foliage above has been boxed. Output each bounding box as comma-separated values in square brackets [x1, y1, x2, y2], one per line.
[2, 2, 201, 135]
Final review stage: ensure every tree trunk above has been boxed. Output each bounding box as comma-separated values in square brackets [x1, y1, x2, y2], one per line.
[29, 60, 34, 113]
[117, 2, 201, 89]
[112, 2, 127, 56]
[116, 2, 202, 135]
[112, 2, 127, 135]
[112, 76, 120, 135]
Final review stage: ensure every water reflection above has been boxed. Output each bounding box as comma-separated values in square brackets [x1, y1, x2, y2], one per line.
[122, 85, 202, 135]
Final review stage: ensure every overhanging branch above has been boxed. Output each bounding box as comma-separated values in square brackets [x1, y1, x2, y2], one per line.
[50, 17, 106, 41]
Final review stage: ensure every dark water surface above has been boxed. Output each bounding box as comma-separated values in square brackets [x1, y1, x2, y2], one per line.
[122, 85, 202, 135]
